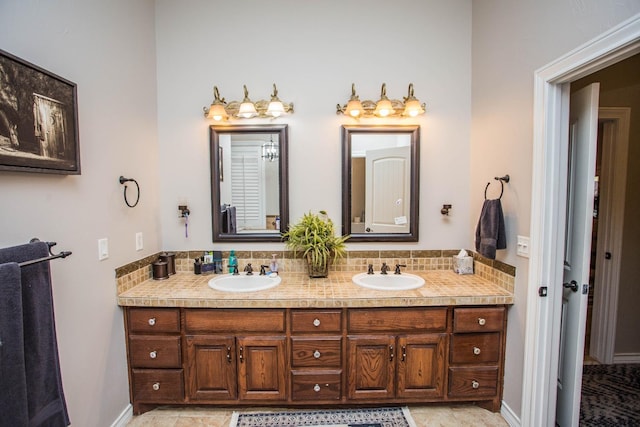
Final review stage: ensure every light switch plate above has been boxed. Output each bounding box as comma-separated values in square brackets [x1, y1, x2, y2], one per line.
[135, 232, 143, 251]
[98, 238, 109, 260]
[517, 235, 530, 258]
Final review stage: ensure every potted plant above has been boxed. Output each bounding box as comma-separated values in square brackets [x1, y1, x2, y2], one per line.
[283, 210, 349, 278]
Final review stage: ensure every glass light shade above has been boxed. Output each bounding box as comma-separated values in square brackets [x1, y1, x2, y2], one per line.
[266, 100, 285, 117]
[345, 99, 363, 117]
[403, 99, 424, 117]
[238, 101, 257, 118]
[374, 99, 394, 117]
[207, 103, 228, 121]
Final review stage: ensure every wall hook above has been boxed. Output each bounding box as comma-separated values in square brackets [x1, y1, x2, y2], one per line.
[441, 204, 452, 215]
[119, 176, 140, 208]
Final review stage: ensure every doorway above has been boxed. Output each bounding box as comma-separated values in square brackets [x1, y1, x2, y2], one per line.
[521, 15, 640, 427]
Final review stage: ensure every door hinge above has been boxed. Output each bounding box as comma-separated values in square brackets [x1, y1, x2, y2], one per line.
[582, 284, 589, 295]
[538, 286, 548, 297]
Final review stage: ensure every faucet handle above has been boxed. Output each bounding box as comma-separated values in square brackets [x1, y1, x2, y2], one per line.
[394, 264, 407, 275]
[232, 265, 239, 275]
[367, 264, 374, 275]
[260, 265, 268, 275]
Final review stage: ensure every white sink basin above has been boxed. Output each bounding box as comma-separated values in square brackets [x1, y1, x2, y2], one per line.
[208, 274, 281, 292]
[352, 272, 425, 291]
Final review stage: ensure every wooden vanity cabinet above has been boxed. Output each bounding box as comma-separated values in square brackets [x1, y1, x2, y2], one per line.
[183, 309, 287, 403]
[346, 308, 447, 401]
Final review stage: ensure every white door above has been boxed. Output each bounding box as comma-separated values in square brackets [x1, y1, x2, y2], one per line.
[556, 83, 600, 426]
[364, 146, 410, 233]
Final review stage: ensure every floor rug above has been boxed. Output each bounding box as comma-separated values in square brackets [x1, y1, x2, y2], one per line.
[230, 407, 417, 427]
[580, 363, 640, 426]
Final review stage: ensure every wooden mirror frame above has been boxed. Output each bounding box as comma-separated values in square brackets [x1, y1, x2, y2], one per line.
[341, 124, 420, 242]
[210, 124, 289, 242]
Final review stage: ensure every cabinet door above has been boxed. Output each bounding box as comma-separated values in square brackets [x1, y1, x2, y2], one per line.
[185, 335, 237, 401]
[396, 334, 446, 399]
[237, 336, 287, 401]
[347, 335, 395, 400]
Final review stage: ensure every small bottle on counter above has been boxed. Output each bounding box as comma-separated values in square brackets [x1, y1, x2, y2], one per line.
[194, 258, 202, 275]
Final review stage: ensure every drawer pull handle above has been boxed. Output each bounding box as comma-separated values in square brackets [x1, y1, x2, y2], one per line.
[401, 345, 406, 362]
[239, 346, 244, 363]
[149, 350, 157, 359]
[148, 317, 156, 326]
[226, 346, 232, 363]
[152, 382, 160, 391]
[389, 345, 394, 362]
[473, 347, 481, 355]
[471, 380, 480, 389]
[314, 384, 321, 393]
[478, 317, 486, 326]
[313, 318, 321, 327]
[313, 350, 321, 359]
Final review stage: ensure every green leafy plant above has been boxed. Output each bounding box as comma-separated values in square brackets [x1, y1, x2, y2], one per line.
[283, 210, 349, 276]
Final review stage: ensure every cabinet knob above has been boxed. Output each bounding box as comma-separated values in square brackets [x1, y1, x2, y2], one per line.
[471, 380, 480, 389]
[149, 350, 157, 359]
[148, 317, 156, 326]
[473, 346, 481, 355]
[313, 318, 321, 327]
[477, 317, 486, 326]
[313, 384, 321, 393]
[313, 350, 321, 359]
[152, 382, 160, 391]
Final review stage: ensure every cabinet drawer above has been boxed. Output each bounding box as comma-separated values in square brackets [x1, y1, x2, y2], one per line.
[348, 308, 447, 333]
[450, 333, 501, 364]
[128, 308, 180, 333]
[291, 370, 342, 401]
[291, 310, 342, 333]
[448, 367, 498, 398]
[291, 337, 341, 367]
[453, 307, 505, 333]
[185, 309, 285, 333]
[131, 369, 184, 402]
[129, 336, 181, 368]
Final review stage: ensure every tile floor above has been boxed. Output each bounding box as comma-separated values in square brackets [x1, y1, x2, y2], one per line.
[126, 405, 509, 427]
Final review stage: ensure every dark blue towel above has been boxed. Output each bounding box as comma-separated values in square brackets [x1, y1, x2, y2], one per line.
[475, 199, 507, 259]
[0, 241, 70, 427]
[0, 261, 29, 426]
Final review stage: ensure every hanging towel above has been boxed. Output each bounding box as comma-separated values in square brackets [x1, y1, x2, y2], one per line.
[0, 241, 70, 427]
[0, 261, 29, 426]
[475, 199, 507, 259]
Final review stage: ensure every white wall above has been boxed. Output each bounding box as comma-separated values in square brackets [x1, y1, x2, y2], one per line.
[471, 0, 640, 418]
[0, 1, 160, 426]
[155, 0, 473, 252]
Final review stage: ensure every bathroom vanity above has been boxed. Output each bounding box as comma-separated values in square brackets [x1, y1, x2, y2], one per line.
[118, 270, 512, 415]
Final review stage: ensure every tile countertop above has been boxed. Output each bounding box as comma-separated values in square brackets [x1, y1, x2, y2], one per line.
[117, 270, 514, 308]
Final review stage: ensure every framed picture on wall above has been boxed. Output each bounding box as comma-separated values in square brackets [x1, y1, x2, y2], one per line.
[0, 49, 80, 174]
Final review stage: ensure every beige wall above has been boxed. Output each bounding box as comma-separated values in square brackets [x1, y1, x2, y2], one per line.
[0, 1, 160, 426]
[572, 54, 640, 356]
[471, 0, 640, 418]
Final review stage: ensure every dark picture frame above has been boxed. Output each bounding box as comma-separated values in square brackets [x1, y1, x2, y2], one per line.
[0, 49, 80, 174]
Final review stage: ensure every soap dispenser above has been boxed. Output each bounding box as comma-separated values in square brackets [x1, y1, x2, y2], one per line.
[269, 254, 278, 275]
[228, 250, 238, 274]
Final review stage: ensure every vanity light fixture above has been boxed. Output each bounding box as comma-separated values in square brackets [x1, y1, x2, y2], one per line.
[261, 135, 279, 162]
[203, 84, 294, 121]
[336, 83, 426, 119]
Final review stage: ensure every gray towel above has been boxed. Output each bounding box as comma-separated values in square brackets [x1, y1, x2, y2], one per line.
[0, 241, 70, 427]
[475, 199, 507, 259]
[0, 261, 29, 426]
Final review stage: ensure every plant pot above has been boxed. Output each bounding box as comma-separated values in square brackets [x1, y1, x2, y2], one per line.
[306, 255, 329, 278]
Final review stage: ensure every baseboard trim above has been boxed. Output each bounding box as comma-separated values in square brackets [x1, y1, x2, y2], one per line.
[111, 404, 133, 427]
[613, 353, 640, 364]
[501, 400, 521, 427]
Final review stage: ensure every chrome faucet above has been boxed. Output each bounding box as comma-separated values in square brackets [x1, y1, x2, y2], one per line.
[380, 262, 390, 275]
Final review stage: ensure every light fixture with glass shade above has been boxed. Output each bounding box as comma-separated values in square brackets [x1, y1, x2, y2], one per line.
[261, 135, 279, 162]
[336, 83, 426, 119]
[203, 84, 294, 121]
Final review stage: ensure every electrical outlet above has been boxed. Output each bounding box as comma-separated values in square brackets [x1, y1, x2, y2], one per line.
[517, 235, 530, 258]
[135, 232, 143, 251]
[98, 238, 109, 260]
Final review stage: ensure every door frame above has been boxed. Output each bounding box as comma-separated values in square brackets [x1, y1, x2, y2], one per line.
[521, 14, 640, 427]
[590, 107, 631, 364]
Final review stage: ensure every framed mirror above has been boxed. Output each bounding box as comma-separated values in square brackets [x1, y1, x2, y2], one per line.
[210, 124, 289, 242]
[341, 125, 419, 242]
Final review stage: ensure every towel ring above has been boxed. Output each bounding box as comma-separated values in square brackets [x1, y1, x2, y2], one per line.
[119, 176, 140, 208]
[484, 175, 510, 200]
